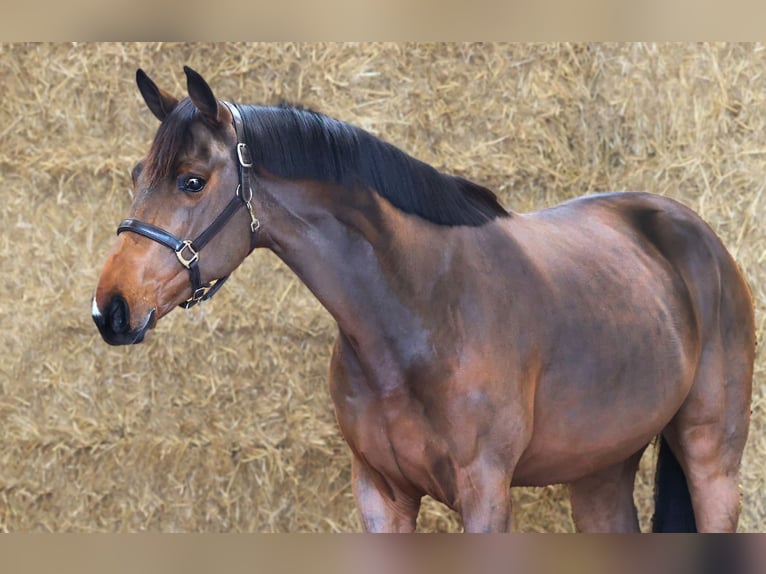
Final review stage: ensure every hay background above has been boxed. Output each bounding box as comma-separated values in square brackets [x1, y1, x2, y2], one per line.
[0, 42, 763, 532]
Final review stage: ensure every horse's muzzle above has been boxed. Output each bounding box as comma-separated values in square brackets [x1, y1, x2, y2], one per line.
[92, 295, 155, 345]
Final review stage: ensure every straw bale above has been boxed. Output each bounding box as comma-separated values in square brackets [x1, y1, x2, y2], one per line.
[0, 42, 763, 532]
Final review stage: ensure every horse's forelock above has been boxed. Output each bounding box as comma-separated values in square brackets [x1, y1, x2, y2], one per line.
[143, 99, 199, 186]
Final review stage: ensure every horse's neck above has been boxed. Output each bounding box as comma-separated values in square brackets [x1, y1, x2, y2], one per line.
[259, 176, 450, 370]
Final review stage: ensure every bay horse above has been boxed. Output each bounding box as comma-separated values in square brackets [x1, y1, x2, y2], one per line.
[92, 67, 755, 532]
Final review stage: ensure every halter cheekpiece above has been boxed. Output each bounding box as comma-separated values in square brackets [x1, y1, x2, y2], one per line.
[117, 101, 259, 309]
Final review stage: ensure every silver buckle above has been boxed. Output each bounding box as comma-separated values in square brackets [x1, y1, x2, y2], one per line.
[237, 143, 253, 168]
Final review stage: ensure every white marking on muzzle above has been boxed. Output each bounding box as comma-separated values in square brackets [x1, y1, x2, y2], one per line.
[91, 297, 103, 320]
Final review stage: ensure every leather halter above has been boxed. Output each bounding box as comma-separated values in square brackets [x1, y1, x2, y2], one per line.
[117, 102, 260, 309]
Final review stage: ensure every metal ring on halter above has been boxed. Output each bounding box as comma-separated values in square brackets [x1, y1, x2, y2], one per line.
[236, 184, 252, 203]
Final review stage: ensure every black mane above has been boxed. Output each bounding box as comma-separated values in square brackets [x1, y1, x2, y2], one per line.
[238, 104, 509, 226]
[147, 99, 510, 226]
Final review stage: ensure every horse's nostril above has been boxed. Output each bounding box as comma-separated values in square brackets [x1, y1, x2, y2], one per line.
[107, 295, 130, 334]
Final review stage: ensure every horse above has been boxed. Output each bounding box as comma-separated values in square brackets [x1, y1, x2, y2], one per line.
[92, 66, 755, 533]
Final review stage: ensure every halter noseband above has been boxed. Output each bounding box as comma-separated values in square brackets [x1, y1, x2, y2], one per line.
[117, 102, 260, 309]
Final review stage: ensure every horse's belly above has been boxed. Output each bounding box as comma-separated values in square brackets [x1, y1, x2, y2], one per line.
[512, 427, 660, 486]
[513, 357, 694, 486]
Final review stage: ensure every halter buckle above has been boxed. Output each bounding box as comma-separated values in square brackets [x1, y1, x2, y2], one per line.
[175, 240, 199, 268]
[237, 143, 253, 168]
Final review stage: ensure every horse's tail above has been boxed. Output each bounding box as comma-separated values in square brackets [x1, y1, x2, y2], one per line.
[651, 434, 697, 532]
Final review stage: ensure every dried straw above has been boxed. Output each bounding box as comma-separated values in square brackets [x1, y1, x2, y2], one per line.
[0, 43, 763, 532]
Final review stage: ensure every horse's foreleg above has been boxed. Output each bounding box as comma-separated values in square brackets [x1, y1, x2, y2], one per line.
[455, 461, 512, 532]
[351, 455, 421, 533]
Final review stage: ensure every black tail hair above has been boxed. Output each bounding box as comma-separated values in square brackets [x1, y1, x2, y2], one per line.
[652, 434, 697, 532]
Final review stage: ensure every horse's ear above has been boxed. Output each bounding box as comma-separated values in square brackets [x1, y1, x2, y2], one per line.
[184, 66, 222, 125]
[136, 69, 179, 122]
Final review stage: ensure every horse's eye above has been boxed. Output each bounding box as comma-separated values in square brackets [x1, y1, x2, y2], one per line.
[179, 175, 206, 193]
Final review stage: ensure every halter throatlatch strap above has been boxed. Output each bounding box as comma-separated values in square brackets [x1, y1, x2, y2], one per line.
[117, 100, 259, 309]
[230, 102, 261, 245]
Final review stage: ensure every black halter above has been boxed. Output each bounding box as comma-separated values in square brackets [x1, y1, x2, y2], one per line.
[117, 102, 260, 309]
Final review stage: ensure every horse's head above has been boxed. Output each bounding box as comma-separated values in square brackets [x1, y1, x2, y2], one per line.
[92, 67, 259, 345]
